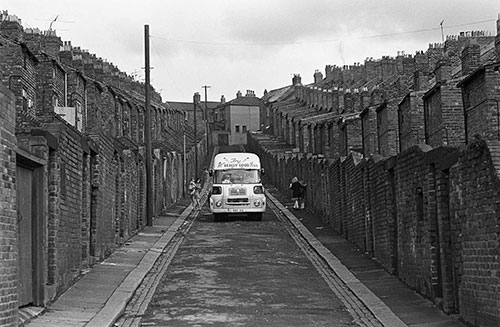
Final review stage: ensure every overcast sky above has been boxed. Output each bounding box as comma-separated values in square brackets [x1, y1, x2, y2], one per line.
[3, 1, 500, 102]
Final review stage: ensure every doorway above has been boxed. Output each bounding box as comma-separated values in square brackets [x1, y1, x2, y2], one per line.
[16, 154, 45, 307]
[16, 165, 34, 306]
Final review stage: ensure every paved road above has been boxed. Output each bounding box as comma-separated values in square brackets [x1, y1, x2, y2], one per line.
[119, 205, 364, 326]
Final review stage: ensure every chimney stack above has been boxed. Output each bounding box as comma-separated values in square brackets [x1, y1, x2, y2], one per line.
[0, 12, 23, 42]
[461, 40, 481, 76]
[193, 92, 201, 104]
[221, 95, 226, 103]
[434, 59, 452, 83]
[313, 69, 323, 84]
[292, 74, 302, 86]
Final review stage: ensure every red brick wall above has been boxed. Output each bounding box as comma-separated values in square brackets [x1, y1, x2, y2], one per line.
[0, 82, 18, 327]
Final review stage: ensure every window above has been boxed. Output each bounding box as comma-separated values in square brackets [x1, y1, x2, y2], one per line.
[235, 125, 240, 133]
[242, 125, 247, 133]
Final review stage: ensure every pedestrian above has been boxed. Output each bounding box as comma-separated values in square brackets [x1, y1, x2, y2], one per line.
[189, 178, 201, 210]
[289, 177, 302, 209]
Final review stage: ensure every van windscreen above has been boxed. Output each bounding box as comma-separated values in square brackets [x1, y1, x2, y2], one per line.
[215, 169, 260, 184]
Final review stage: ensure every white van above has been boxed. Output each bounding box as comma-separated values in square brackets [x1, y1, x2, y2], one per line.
[209, 152, 266, 220]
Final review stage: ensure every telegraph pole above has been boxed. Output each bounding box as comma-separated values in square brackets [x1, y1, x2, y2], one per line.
[193, 93, 199, 177]
[202, 85, 210, 120]
[202, 85, 210, 154]
[144, 24, 153, 226]
[183, 113, 187, 197]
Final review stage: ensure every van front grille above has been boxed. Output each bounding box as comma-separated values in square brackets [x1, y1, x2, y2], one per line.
[229, 187, 247, 196]
[227, 198, 249, 204]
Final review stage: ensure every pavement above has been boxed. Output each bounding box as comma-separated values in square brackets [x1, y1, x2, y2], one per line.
[21, 184, 467, 327]
[22, 198, 193, 327]
[265, 185, 467, 327]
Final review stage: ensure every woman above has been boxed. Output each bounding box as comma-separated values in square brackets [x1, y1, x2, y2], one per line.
[289, 177, 302, 209]
[189, 178, 201, 210]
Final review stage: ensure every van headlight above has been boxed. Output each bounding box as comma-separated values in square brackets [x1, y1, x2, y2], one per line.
[253, 186, 263, 194]
[254, 200, 261, 207]
[216, 200, 222, 207]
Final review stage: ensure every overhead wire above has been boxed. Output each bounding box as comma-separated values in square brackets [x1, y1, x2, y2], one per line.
[150, 18, 496, 46]
[150, 36, 184, 100]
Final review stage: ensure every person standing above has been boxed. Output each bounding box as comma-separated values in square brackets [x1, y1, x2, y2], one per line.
[189, 178, 201, 210]
[195, 178, 202, 207]
[289, 177, 302, 209]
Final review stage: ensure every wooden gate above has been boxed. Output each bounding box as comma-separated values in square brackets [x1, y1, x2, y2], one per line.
[17, 165, 33, 306]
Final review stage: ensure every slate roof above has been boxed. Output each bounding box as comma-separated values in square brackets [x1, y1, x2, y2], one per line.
[228, 96, 261, 106]
[262, 85, 294, 104]
[167, 101, 219, 112]
[299, 111, 343, 126]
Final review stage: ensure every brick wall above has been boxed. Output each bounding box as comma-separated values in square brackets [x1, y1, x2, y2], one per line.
[345, 117, 363, 154]
[393, 146, 432, 296]
[377, 101, 399, 157]
[361, 106, 378, 157]
[424, 84, 465, 147]
[249, 132, 500, 326]
[0, 13, 204, 323]
[0, 82, 18, 327]
[441, 86, 465, 147]
[399, 91, 425, 151]
[461, 66, 500, 143]
[45, 121, 85, 290]
[449, 139, 500, 327]
[367, 157, 396, 272]
[0, 30, 39, 129]
[344, 154, 366, 248]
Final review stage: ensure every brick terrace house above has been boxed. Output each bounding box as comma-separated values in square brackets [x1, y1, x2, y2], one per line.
[249, 17, 500, 327]
[0, 11, 205, 326]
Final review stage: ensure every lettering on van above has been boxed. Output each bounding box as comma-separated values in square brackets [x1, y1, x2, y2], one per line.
[216, 156, 259, 169]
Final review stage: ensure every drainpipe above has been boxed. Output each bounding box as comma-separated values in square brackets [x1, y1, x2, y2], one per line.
[64, 72, 68, 106]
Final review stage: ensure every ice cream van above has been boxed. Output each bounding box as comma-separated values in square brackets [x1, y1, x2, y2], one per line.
[209, 152, 266, 220]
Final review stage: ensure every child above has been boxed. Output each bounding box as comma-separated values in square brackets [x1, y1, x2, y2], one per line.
[189, 178, 201, 210]
[289, 177, 302, 209]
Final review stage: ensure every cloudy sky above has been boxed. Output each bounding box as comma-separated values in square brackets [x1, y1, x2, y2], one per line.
[3, 1, 499, 102]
